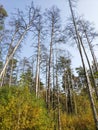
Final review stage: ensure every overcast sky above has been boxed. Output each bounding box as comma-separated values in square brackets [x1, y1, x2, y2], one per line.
[1, 0, 98, 71]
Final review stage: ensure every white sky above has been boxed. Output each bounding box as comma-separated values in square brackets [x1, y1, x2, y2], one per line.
[0, 0, 98, 71]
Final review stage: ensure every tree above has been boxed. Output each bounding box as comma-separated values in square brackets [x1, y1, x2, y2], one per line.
[0, 2, 40, 81]
[45, 6, 62, 110]
[34, 12, 44, 98]
[19, 68, 34, 88]
[75, 66, 87, 88]
[77, 18, 98, 72]
[58, 56, 76, 114]
[0, 5, 8, 30]
[67, 0, 98, 129]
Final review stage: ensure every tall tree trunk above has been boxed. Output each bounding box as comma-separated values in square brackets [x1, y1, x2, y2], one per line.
[69, 68, 77, 114]
[38, 66, 40, 98]
[9, 58, 14, 87]
[52, 51, 55, 110]
[64, 74, 68, 113]
[85, 68, 98, 130]
[83, 27, 98, 72]
[56, 58, 61, 130]
[68, 1, 98, 128]
[35, 31, 41, 98]
[47, 26, 54, 110]
[0, 29, 28, 80]
[67, 71, 73, 114]
[79, 36, 98, 130]
[46, 60, 48, 103]
[71, 76, 77, 114]
[0, 34, 16, 87]
[79, 36, 98, 98]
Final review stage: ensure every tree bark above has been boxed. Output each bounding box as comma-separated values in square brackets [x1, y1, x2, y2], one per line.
[9, 58, 14, 87]
[79, 36, 98, 98]
[0, 29, 28, 80]
[35, 30, 41, 98]
[68, 0, 98, 128]
[85, 68, 98, 130]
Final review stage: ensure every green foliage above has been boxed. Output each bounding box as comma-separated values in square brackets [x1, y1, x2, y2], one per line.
[0, 86, 96, 130]
[0, 25, 3, 30]
[0, 6, 8, 17]
[57, 56, 71, 73]
[0, 6, 8, 30]
[0, 86, 52, 130]
[19, 69, 34, 87]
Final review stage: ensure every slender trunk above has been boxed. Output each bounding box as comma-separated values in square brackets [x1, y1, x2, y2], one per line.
[85, 68, 98, 130]
[79, 37, 98, 130]
[46, 60, 48, 103]
[79, 36, 98, 98]
[35, 31, 41, 98]
[9, 58, 14, 87]
[64, 74, 68, 112]
[84, 29, 98, 72]
[67, 71, 73, 114]
[68, 1, 98, 128]
[56, 58, 61, 130]
[57, 90, 61, 130]
[47, 42, 52, 110]
[38, 67, 40, 98]
[68, 68, 77, 114]
[0, 70, 6, 86]
[30, 58, 34, 92]
[47, 24, 54, 110]
[72, 77, 77, 114]
[53, 52, 55, 110]
[15, 65, 19, 86]
[0, 33, 17, 87]
[0, 29, 28, 79]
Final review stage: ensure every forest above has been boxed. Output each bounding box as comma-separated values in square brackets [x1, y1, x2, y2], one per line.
[0, 0, 98, 130]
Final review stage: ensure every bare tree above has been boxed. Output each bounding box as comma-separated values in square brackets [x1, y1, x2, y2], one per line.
[0, 2, 40, 81]
[77, 19, 98, 72]
[34, 13, 44, 98]
[67, 0, 98, 129]
[45, 6, 62, 110]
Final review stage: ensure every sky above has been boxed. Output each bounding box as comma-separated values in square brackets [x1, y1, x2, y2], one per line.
[0, 0, 98, 72]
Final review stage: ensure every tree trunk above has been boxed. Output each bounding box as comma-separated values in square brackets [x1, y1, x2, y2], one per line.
[52, 51, 56, 110]
[0, 29, 28, 80]
[56, 58, 61, 130]
[84, 28, 98, 72]
[85, 68, 98, 130]
[46, 60, 48, 103]
[9, 58, 14, 87]
[79, 36, 98, 98]
[68, 1, 98, 128]
[35, 31, 41, 98]
[47, 26, 54, 110]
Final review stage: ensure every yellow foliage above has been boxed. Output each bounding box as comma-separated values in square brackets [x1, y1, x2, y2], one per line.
[0, 86, 52, 130]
